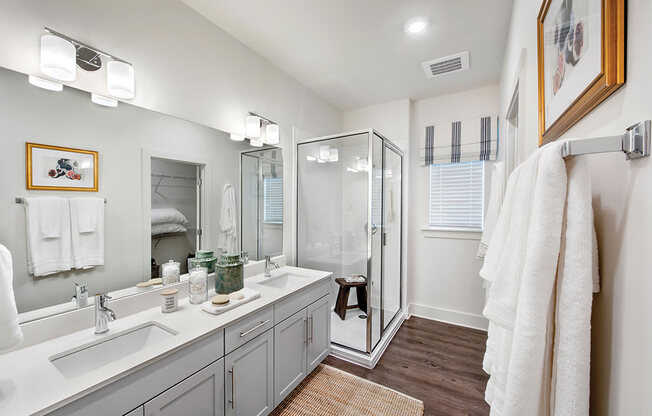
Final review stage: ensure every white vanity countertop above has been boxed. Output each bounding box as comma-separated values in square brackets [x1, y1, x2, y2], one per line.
[0, 266, 331, 416]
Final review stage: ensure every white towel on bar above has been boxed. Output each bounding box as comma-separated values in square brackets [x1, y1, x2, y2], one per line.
[25, 197, 72, 276]
[550, 157, 599, 416]
[478, 161, 505, 259]
[218, 184, 238, 255]
[70, 198, 105, 269]
[0, 244, 23, 351]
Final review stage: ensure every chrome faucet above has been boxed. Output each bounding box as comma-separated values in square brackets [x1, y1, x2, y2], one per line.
[94, 294, 116, 334]
[264, 255, 279, 277]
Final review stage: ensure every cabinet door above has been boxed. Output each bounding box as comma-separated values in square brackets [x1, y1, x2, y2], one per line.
[225, 329, 274, 416]
[307, 296, 331, 372]
[274, 309, 308, 406]
[144, 358, 224, 416]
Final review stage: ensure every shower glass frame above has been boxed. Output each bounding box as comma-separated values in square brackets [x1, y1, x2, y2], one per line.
[295, 129, 403, 354]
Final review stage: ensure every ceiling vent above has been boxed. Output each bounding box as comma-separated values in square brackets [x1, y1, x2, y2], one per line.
[422, 51, 470, 79]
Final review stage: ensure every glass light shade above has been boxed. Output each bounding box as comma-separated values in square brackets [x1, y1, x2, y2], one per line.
[249, 138, 263, 147]
[319, 145, 330, 160]
[246, 116, 261, 138]
[107, 61, 135, 99]
[265, 124, 279, 145]
[40, 35, 76, 81]
[230, 133, 245, 141]
[329, 148, 339, 162]
[28, 75, 63, 91]
[91, 93, 118, 107]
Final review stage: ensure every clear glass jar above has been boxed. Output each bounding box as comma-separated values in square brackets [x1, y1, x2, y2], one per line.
[188, 266, 208, 304]
[161, 260, 180, 285]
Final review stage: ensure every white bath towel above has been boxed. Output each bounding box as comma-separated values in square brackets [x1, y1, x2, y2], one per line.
[70, 198, 105, 269]
[218, 184, 238, 255]
[25, 197, 72, 276]
[478, 162, 505, 258]
[550, 157, 599, 416]
[0, 244, 23, 351]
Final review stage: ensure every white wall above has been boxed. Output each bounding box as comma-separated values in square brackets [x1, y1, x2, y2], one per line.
[0, 0, 343, 263]
[499, 0, 652, 414]
[408, 85, 499, 330]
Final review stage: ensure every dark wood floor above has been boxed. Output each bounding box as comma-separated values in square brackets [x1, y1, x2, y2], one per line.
[323, 317, 489, 416]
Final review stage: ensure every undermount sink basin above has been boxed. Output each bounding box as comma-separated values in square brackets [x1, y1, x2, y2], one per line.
[50, 322, 177, 379]
[258, 272, 309, 289]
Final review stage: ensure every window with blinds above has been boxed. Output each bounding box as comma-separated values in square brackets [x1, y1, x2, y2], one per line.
[263, 177, 283, 224]
[429, 161, 484, 229]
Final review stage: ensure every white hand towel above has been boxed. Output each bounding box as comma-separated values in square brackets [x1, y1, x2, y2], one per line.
[501, 141, 567, 416]
[25, 197, 72, 276]
[478, 162, 505, 258]
[218, 184, 238, 255]
[70, 198, 105, 269]
[550, 157, 598, 416]
[0, 244, 23, 351]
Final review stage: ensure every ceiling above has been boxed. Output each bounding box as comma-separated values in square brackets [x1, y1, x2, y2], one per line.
[181, 0, 514, 111]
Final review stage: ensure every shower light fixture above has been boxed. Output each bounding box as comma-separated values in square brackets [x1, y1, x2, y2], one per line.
[230, 133, 245, 141]
[40, 34, 76, 81]
[265, 124, 279, 145]
[28, 75, 63, 91]
[91, 93, 118, 107]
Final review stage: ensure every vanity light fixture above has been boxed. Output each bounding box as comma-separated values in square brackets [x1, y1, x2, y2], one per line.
[91, 93, 118, 107]
[265, 124, 280, 145]
[246, 115, 261, 138]
[106, 61, 135, 99]
[230, 133, 245, 141]
[36, 28, 135, 99]
[329, 148, 339, 162]
[250, 138, 264, 147]
[28, 75, 63, 91]
[404, 16, 430, 35]
[40, 34, 76, 81]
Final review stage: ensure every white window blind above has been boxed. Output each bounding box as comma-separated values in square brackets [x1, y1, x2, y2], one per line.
[429, 161, 484, 229]
[263, 177, 283, 224]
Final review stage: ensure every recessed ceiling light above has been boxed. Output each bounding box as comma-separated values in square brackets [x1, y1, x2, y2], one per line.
[404, 16, 430, 35]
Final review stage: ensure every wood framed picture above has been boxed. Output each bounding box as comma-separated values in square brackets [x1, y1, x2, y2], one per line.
[26, 142, 99, 191]
[537, 0, 625, 145]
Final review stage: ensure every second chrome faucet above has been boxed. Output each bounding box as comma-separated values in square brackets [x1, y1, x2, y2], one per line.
[95, 294, 116, 334]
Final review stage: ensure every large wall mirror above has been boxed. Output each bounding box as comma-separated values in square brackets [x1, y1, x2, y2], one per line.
[0, 65, 284, 323]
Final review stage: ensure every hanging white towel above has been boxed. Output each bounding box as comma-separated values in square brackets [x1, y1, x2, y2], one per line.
[25, 197, 72, 276]
[218, 184, 238, 255]
[70, 198, 105, 269]
[0, 244, 23, 351]
[550, 157, 599, 416]
[478, 162, 505, 259]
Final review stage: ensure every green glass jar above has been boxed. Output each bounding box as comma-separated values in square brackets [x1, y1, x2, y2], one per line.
[215, 254, 244, 294]
[188, 250, 217, 274]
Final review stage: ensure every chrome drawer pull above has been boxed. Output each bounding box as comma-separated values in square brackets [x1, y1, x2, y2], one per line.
[240, 320, 270, 338]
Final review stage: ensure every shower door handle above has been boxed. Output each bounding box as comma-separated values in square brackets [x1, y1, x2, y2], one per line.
[365, 222, 378, 235]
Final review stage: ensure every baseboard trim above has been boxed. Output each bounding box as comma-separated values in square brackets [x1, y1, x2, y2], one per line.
[408, 303, 488, 331]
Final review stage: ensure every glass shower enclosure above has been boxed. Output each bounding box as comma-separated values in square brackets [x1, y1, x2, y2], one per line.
[297, 130, 402, 354]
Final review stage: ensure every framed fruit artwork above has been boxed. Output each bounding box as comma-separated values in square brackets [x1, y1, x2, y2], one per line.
[537, 0, 625, 145]
[26, 142, 98, 191]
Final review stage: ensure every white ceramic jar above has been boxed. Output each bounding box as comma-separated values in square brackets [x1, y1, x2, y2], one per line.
[160, 288, 179, 313]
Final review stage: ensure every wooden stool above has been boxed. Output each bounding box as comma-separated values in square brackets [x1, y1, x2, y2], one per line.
[334, 277, 367, 320]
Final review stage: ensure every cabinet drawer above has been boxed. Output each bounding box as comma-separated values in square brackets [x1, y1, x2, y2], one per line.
[275, 280, 330, 324]
[224, 306, 274, 354]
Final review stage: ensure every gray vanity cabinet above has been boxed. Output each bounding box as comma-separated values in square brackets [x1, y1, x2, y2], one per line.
[225, 329, 274, 416]
[307, 296, 331, 372]
[143, 358, 224, 416]
[274, 309, 308, 405]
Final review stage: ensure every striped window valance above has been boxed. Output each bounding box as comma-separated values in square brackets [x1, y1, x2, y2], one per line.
[421, 116, 499, 165]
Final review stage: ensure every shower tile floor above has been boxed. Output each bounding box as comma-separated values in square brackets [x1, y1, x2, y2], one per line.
[331, 307, 369, 352]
